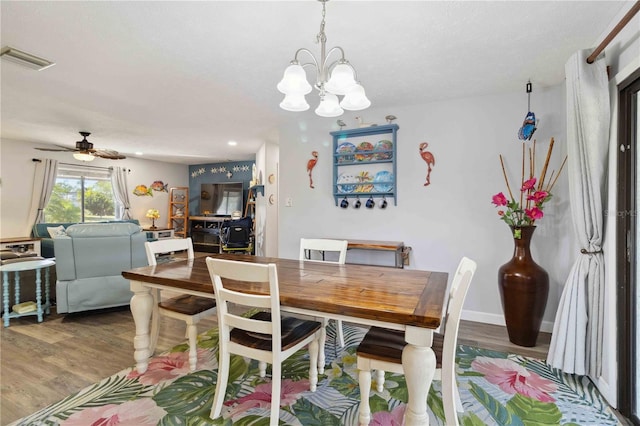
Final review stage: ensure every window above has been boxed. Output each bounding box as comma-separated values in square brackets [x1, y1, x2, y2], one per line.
[43, 165, 116, 223]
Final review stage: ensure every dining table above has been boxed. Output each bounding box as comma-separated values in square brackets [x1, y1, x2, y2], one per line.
[122, 252, 449, 425]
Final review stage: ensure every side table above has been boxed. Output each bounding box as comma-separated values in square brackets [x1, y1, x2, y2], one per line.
[1, 258, 55, 327]
[143, 228, 175, 241]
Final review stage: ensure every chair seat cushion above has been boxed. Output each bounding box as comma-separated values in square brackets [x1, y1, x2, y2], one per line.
[159, 295, 216, 315]
[356, 326, 444, 368]
[231, 311, 321, 351]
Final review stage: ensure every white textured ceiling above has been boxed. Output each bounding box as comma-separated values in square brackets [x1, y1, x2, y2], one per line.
[0, 1, 630, 164]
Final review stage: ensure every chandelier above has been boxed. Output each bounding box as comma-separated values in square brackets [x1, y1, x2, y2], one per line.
[277, 0, 370, 117]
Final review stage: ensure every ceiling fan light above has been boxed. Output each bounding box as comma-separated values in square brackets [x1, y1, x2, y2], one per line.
[279, 93, 310, 112]
[315, 93, 344, 117]
[277, 64, 312, 95]
[340, 83, 371, 111]
[325, 63, 357, 95]
[73, 152, 95, 162]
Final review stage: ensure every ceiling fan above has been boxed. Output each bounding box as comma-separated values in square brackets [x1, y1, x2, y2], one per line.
[35, 131, 126, 161]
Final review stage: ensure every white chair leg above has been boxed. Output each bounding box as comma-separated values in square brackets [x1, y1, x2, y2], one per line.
[336, 319, 345, 347]
[259, 361, 267, 378]
[358, 369, 372, 426]
[186, 323, 198, 372]
[308, 337, 319, 391]
[375, 369, 385, 392]
[454, 385, 463, 412]
[210, 347, 230, 420]
[442, 368, 460, 426]
[318, 319, 327, 374]
[270, 362, 282, 426]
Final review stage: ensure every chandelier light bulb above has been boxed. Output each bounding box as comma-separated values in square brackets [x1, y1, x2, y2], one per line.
[315, 93, 344, 117]
[340, 83, 371, 111]
[277, 64, 312, 95]
[324, 62, 357, 95]
[73, 152, 95, 162]
[280, 93, 310, 112]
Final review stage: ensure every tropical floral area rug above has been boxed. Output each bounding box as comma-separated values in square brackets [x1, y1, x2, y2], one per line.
[13, 322, 621, 426]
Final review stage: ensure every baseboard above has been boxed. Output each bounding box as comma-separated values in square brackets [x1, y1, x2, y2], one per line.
[462, 309, 555, 334]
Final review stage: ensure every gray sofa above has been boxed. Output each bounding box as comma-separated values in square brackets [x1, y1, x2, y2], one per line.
[32, 219, 140, 258]
[54, 222, 147, 314]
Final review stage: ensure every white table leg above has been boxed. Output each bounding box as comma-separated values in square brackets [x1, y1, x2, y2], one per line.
[402, 327, 436, 426]
[130, 280, 154, 373]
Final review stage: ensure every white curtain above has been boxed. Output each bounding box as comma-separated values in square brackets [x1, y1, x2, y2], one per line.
[111, 167, 132, 220]
[27, 158, 59, 233]
[547, 49, 610, 376]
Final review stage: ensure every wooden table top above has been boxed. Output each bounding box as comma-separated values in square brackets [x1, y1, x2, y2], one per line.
[123, 253, 448, 329]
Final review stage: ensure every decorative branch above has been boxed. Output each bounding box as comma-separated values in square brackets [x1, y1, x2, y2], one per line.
[500, 154, 515, 201]
[520, 143, 525, 209]
[547, 155, 568, 193]
[537, 137, 555, 191]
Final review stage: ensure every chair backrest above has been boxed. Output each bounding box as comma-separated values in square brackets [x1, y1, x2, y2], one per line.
[442, 257, 477, 368]
[145, 237, 194, 266]
[299, 238, 348, 264]
[206, 257, 282, 353]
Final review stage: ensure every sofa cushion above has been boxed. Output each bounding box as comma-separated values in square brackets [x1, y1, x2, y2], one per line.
[47, 225, 66, 238]
[65, 222, 142, 238]
[32, 219, 141, 258]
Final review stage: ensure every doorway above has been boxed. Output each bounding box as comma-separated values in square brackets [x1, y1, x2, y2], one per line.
[617, 68, 640, 425]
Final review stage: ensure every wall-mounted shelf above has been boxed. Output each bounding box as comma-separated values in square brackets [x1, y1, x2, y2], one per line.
[331, 124, 399, 206]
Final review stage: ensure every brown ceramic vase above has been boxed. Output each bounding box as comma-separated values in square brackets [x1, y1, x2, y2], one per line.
[498, 225, 549, 347]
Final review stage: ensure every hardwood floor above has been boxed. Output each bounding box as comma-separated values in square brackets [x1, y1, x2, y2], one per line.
[0, 306, 551, 425]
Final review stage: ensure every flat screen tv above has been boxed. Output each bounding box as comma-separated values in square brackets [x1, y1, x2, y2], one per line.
[200, 182, 244, 216]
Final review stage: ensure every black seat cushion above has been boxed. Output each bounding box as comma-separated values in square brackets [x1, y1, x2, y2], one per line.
[159, 295, 216, 315]
[356, 326, 443, 368]
[230, 311, 321, 351]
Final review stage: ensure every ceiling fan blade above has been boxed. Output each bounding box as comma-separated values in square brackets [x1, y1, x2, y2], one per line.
[35, 146, 77, 152]
[92, 149, 126, 160]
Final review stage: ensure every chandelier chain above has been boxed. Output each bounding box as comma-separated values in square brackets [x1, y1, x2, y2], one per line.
[317, 0, 327, 45]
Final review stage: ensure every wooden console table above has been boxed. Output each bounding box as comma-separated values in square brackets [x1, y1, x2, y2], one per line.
[0, 237, 41, 257]
[323, 239, 405, 268]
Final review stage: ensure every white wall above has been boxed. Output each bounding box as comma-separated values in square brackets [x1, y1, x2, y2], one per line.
[255, 141, 280, 257]
[278, 83, 573, 330]
[0, 138, 187, 238]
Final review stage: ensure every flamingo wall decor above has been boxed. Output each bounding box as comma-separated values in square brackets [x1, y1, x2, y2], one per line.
[419, 142, 435, 186]
[307, 150, 318, 189]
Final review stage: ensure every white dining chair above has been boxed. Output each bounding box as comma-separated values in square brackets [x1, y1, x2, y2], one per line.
[205, 257, 321, 425]
[144, 238, 216, 372]
[299, 238, 348, 354]
[356, 257, 477, 426]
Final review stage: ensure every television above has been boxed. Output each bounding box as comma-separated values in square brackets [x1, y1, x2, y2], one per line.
[200, 182, 244, 216]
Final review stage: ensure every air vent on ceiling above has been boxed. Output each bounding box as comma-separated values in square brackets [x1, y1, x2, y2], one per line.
[0, 46, 55, 71]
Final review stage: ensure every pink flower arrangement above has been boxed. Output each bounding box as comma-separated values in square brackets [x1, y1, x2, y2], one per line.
[492, 138, 567, 238]
[471, 357, 557, 403]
